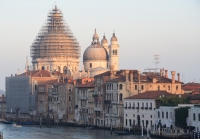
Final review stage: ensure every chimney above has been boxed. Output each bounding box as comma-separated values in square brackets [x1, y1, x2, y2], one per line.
[125, 70, 129, 82]
[130, 71, 133, 82]
[138, 71, 141, 83]
[160, 69, 163, 76]
[177, 73, 180, 82]
[165, 70, 168, 78]
[171, 71, 176, 84]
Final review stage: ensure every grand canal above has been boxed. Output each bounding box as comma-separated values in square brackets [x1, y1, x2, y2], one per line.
[0, 124, 157, 139]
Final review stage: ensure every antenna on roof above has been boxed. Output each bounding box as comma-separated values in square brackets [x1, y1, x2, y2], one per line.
[154, 54, 160, 73]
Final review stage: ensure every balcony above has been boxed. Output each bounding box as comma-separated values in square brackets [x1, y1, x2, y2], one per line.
[136, 107, 139, 109]
[149, 107, 152, 110]
[128, 106, 131, 109]
[104, 100, 111, 104]
[111, 100, 118, 104]
[124, 106, 127, 109]
[79, 108, 88, 113]
[132, 107, 135, 109]
[94, 107, 101, 111]
[141, 107, 144, 110]
[79, 96, 87, 100]
[92, 94, 98, 98]
[145, 107, 148, 110]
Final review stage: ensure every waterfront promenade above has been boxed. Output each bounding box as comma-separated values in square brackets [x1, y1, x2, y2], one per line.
[0, 124, 157, 139]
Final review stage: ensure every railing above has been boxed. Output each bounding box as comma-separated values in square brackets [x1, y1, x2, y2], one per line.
[145, 107, 148, 110]
[149, 107, 152, 110]
[136, 107, 139, 109]
[141, 107, 144, 109]
[132, 107, 135, 109]
[79, 96, 87, 100]
[94, 107, 101, 111]
[128, 106, 131, 109]
[124, 106, 127, 109]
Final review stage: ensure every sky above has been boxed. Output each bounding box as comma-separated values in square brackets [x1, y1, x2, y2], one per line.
[0, 0, 200, 91]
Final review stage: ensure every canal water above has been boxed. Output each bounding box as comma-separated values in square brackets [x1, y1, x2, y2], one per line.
[0, 124, 157, 139]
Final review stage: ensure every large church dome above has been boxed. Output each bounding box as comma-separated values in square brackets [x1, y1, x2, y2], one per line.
[83, 43, 108, 61]
[83, 30, 108, 61]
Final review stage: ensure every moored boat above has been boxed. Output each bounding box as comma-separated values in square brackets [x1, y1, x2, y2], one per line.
[12, 123, 22, 128]
[2, 121, 14, 124]
[114, 131, 130, 135]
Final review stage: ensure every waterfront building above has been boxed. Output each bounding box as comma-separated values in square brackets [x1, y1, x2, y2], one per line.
[155, 104, 194, 129]
[30, 6, 81, 75]
[5, 70, 62, 120]
[123, 91, 174, 129]
[37, 80, 57, 120]
[187, 106, 200, 131]
[48, 79, 75, 123]
[0, 95, 6, 119]
[76, 81, 94, 125]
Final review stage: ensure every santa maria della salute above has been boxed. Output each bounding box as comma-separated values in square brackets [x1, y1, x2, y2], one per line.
[30, 6, 119, 78]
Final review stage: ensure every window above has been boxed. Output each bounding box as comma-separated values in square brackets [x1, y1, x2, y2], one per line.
[90, 63, 92, 68]
[166, 112, 168, 119]
[141, 85, 144, 90]
[69, 96, 71, 101]
[193, 113, 196, 121]
[119, 84, 123, 90]
[162, 112, 164, 118]
[119, 93, 123, 101]
[199, 114, 200, 121]
[146, 103, 148, 107]
[168, 86, 170, 90]
[176, 85, 178, 90]
[150, 115, 152, 118]
[126, 119, 127, 126]
[150, 103, 152, 108]
[158, 111, 160, 118]
[158, 85, 160, 91]
[135, 85, 137, 90]
[129, 119, 131, 126]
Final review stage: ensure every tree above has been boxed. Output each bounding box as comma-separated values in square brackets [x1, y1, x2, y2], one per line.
[175, 107, 190, 128]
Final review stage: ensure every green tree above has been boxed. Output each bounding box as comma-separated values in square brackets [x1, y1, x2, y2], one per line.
[175, 107, 190, 128]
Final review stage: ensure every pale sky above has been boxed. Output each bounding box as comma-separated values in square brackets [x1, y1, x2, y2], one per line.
[0, 0, 200, 90]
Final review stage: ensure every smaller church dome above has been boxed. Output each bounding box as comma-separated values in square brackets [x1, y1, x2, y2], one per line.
[110, 33, 117, 42]
[93, 29, 99, 39]
[101, 35, 108, 44]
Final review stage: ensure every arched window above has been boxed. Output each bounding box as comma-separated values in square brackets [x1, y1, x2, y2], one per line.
[41, 66, 45, 70]
[141, 85, 144, 90]
[158, 85, 160, 91]
[113, 49, 115, 55]
[176, 85, 178, 90]
[135, 85, 137, 90]
[115, 49, 117, 55]
[119, 84, 123, 90]
[168, 86, 170, 90]
[119, 93, 123, 101]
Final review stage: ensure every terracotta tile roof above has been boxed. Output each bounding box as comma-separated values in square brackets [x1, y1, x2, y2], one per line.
[77, 81, 95, 88]
[39, 79, 58, 85]
[125, 91, 174, 99]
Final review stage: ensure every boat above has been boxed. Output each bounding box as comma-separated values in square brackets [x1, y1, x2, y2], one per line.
[114, 131, 130, 135]
[12, 123, 22, 128]
[2, 121, 14, 124]
[20, 122, 36, 125]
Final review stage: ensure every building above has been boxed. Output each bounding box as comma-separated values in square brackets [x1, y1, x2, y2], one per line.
[0, 95, 6, 119]
[187, 106, 200, 131]
[83, 30, 120, 77]
[76, 81, 94, 125]
[123, 91, 174, 129]
[155, 104, 194, 129]
[30, 6, 81, 75]
[5, 70, 62, 120]
[48, 79, 74, 123]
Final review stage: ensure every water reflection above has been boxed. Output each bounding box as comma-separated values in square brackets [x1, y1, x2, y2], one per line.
[0, 124, 157, 139]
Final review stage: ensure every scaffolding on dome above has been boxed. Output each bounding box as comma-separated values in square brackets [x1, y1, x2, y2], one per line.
[30, 6, 81, 59]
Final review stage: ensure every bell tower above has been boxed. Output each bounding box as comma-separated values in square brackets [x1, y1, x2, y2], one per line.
[109, 32, 119, 70]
